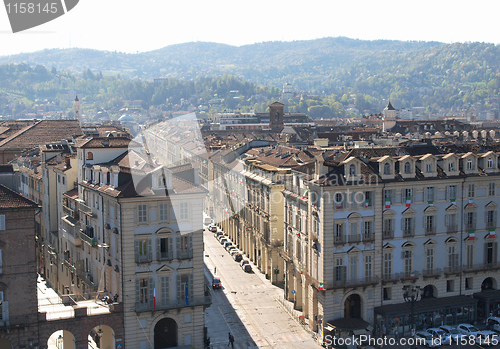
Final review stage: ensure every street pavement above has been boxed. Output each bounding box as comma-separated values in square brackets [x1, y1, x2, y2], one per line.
[203, 227, 319, 349]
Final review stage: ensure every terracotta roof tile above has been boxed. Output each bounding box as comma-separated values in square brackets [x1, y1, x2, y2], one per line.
[0, 184, 38, 209]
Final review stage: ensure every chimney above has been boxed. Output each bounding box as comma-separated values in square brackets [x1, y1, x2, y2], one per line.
[56, 154, 61, 164]
[34, 165, 38, 174]
[65, 157, 71, 167]
[314, 154, 327, 181]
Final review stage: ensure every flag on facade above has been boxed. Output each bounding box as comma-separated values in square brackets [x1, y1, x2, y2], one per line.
[336, 202, 342, 209]
[318, 282, 324, 290]
[302, 189, 309, 200]
[365, 199, 369, 208]
[450, 198, 456, 205]
[469, 230, 475, 240]
[427, 201, 433, 206]
[490, 229, 496, 238]
[468, 198, 473, 207]
[153, 281, 156, 309]
[406, 196, 411, 207]
[385, 199, 391, 209]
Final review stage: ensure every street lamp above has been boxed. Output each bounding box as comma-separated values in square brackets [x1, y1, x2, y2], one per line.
[402, 281, 421, 338]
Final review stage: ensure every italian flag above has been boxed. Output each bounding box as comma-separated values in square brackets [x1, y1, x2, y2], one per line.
[153, 281, 156, 309]
[469, 230, 475, 240]
[406, 196, 411, 207]
[302, 189, 309, 200]
[336, 202, 342, 209]
[385, 199, 391, 209]
[318, 282, 324, 290]
[450, 199, 456, 205]
[427, 201, 433, 206]
[490, 229, 496, 238]
[468, 198, 473, 207]
[365, 199, 369, 207]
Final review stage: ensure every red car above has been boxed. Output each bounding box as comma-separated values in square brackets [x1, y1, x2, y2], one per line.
[212, 277, 222, 289]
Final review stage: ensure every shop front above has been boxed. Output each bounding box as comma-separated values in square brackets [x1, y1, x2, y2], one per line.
[374, 295, 478, 338]
[474, 289, 500, 321]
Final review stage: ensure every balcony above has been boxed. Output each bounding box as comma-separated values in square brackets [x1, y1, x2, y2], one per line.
[422, 268, 442, 278]
[78, 271, 98, 291]
[63, 204, 80, 220]
[403, 229, 415, 238]
[487, 221, 497, 230]
[331, 275, 379, 288]
[348, 234, 361, 244]
[444, 266, 462, 276]
[382, 230, 394, 239]
[78, 227, 97, 247]
[333, 235, 346, 245]
[463, 262, 500, 273]
[382, 273, 400, 283]
[447, 225, 458, 234]
[135, 295, 212, 313]
[63, 256, 74, 270]
[425, 227, 436, 236]
[135, 252, 153, 264]
[158, 250, 173, 261]
[465, 224, 476, 231]
[177, 248, 193, 260]
[362, 233, 374, 243]
[400, 271, 420, 281]
[79, 202, 96, 217]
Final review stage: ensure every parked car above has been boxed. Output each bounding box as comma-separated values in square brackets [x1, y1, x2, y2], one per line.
[227, 246, 238, 254]
[215, 231, 223, 238]
[457, 323, 481, 338]
[414, 331, 440, 348]
[240, 259, 250, 267]
[216, 233, 226, 242]
[439, 325, 462, 343]
[487, 316, 500, 331]
[223, 242, 232, 250]
[233, 253, 243, 262]
[242, 264, 252, 273]
[426, 328, 451, 345]
[212, 277, 222, 289]
[476, 331, 498, 346]
[208, 224, 217, 232]
[219, 237, 228, 245]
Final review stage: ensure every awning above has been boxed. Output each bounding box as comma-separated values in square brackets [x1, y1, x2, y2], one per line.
[473, 290, 500, 302]
[326, 317, 370, 331]
[375, 295, 477, 318]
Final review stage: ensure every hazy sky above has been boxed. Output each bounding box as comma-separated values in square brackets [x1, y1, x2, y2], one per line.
[0, 0, 499, 56]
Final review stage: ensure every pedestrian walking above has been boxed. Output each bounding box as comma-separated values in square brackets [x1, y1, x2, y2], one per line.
[229, 334, 235, 348]
[228, 332, 231, 346]
[214, 267, 217, 274]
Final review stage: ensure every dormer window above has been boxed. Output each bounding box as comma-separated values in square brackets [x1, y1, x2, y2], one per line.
[87, 152, 93, 160]
[448, 162, 455, 171]
[349, 164, 356, 176]
[426, 163, 432, 172]
[158, 174, 167, 188]
[404, 162, 411, 174]
[488, 158, 494, 169]
[384, 163, 391, 175]
[467, 159, 473, 170]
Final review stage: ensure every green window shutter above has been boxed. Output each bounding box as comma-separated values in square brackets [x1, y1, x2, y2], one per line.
[134, 240, 139, 263]
[161, 276, 169, 306]
[135, 279, 140, 305]
[148, 277, 154, 307]
[157, 237, 161, 261]
[147, 239, 152, 262]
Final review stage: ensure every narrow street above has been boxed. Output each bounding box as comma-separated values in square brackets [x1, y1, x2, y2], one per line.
[203, 227, 318, 349]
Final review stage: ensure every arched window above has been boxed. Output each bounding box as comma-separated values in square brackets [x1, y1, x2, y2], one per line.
[384, 163, 391, 175]
[404, 162, 411, 174]
[86, 152, 93, 160]
[449, 162, 455, 171]
[349, 164, 356, 176]
[488, 158, 494, 169]
[158, 174, 166, 187]
[467, 159, 473, 170]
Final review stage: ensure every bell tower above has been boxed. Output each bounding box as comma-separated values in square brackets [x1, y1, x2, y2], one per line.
[74, 95, 80, 121]
[269, 102, 284, 131]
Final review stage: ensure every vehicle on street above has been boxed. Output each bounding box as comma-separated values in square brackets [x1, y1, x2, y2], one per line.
[223, 242, 232, 250]
[487, 316, 500, 332]
[204, 217, 213, 225]
[457, 323, 481, 338]
[426, 328, 451, 345]
[240, 259, 249, 267]
[414, 331, 441, 348]
[242, 264, 252, 273]
[227, 246, 237, 254]
[476, 331, 498, 346]
[233, 253, 243, 262]
[438, 326, 462, 343]
[208, 225, 217, 232]
[212, 277, 222, 289]
[219, 237, 228, 245]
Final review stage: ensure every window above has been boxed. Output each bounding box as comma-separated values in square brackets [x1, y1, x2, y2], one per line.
[364, 191, 373, 207]
[447, 185, 457, 201]
[448, 162, 455, 171]
[403, 250, 412, 276]
[426, 163, 432, 173]
[447, 280, 454, 292]
[62, 177, 65, 185]
[86, 152, 93, 160]
[335, 258, 345, 282]
[487, 210, 496, 228]
[384, 163, 391, 175]
[177, 273, 193, 303]
[488, 158, 494, 169]
[383, 189, 394, 203]
[466, 212, 476, 230]
[334, 223, 344, 243]
[383, 287, 392, 300]
[58, 175, 60, 183]
[158, 174, 167, 188]
[0, 215, 4, 230]
[489, 183, 496, 196]
[468, 184, 475, 198]
[485, 242, 498, 264]
[161, 276, 170, 306]
[465, 277, 473, 290]
[425, 187, 434, 202]
[335, 193, 344, 209]
[159, 203, 169, 221]
[448, 245, 459, 270]
[403, 217, 414, 236]
[466, 244, 474, 268]
[158, 237, 172, 261]
[383, 251, 392, 277]
[364, 255, 372, 279]
[404, 162, 411, 174]
[426, 247, 434, 272]
[446, 213, 457, 232]
[403, 188, 413, 203]
[425, 216, 435, 234]
[135, 238, 151, 263]
[350, 256, 358, 280]
[363, 221, 372, 241]
[177, 234, 193, 259]
[349, 164, 356, 176]
[139, 278, 149, 304]
[383, 218, 394, 238]
[180, 203, 189, 220]
[138, 205, 147, 223]
[467, 159, 473, 170]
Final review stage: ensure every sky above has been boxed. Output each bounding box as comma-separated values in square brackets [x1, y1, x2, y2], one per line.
[0, 0, 499, 56]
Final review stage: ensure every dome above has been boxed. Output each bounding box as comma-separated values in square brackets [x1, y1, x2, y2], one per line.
[119, 114, 135, 122]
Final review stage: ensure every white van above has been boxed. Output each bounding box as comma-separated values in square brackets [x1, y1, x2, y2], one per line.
[203, 217, 212, 225]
